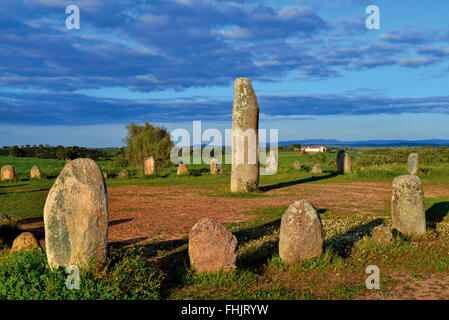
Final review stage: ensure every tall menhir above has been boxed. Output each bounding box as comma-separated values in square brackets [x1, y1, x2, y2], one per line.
[231, 78, 259, 193]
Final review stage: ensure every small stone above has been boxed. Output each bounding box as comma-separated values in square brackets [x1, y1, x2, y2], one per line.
[264, 151, 278, 174]
[144, 157, 156, 175]
[188, 218, 237, 273]
[30, 165, 42, 179]
[391, 175, 426, 236]
[210, 158, 222, 175]
[372, 225, 393, 244]
[337, 150, 352, 174]
[294, 160, 301, 170]
[44, 158, 108, 268]
[279, 200, 324, 264]
[11, 232, 40, 252]
[408, 153, 419, 175]
[177, 163, 189, 175]
[1, 165, 15, 180]
[118, 169, 129, 178]
[311, 163, 322, 173]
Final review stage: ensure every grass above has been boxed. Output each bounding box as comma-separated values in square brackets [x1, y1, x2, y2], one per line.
[0, 247, 163, 300]
[1, 146, 449, 299]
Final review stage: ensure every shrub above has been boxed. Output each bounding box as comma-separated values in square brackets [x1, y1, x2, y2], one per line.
[124, 123, 174, 172]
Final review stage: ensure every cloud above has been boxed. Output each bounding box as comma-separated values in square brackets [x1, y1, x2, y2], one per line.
[1, 91, 449, 126]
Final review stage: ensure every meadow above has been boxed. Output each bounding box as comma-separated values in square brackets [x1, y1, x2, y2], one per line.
[0, 146, 448, 300]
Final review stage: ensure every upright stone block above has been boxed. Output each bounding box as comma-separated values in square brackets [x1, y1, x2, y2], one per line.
[30, 165, 42, 179]
[391, 175, 426, 236]
[188, 218, 237, 273]
[264, 151, 278, 174]
[294, 160, 301, 170]
[177, 163, 189, 175]
[279, 200, 324, 264]
[311, 163, 322, 173]
[210, 157, 222, 175]
[408, 153, 419, 175]
[337, 150, 352, 174]
[44, 158, 108, 268]
[1, 165, 15, 180]
[231, 78, 259, 193]
[144, 157, 156, 175]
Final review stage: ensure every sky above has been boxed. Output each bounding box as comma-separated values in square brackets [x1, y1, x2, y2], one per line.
[0, 0, 448, 147]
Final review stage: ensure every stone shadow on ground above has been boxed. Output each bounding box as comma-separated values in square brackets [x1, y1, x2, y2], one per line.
[324, 218, 384, 258]
[259, 172, 338, 193]
[426, 201, 449, 230]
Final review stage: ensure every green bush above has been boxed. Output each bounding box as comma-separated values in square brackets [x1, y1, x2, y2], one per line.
[0, 248, 163, 300]
[124, 122, 174, 172]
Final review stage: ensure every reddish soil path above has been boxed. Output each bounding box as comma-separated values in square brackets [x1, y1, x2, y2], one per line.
[17, 180, 449, 247]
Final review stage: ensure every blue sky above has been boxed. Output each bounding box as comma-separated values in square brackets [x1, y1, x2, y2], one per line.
[0, 0, 448, 147]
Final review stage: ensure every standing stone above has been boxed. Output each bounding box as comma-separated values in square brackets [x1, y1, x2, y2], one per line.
[311, 163, 322, 173]
[391, 175, 426, 236]
[294, 160, 301, 170]
[408, 153, 419, 175]
[30, 165, 42, 179]
[337, 150, 352, 174]
[231, 78, 259, 193]
[264, 151, 278, 174]
[44, 158, 108, 268]
[118, 169, 129, 178]
[11, 232, 41, 252]
[177, 163, 189, 175]
[144, 157, 156, 175]
[188, 218, 237, 273]
[279, 200, 324, 264]
[1, 165, 15, 180]
[210, 158, 222, 175]
[372, 225, 393, 244]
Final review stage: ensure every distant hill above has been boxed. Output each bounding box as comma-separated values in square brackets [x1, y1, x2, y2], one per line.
[278, 139, 449, 147]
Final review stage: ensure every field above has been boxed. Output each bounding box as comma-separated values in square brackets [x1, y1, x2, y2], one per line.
[1, 147, 449, 300]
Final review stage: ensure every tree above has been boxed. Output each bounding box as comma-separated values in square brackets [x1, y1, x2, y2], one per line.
[124, 122, 174, 171]
[9, 146, 25, 157]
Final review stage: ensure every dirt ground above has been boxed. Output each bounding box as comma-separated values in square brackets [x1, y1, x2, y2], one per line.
[18, 180, 449, 246]
[15, 179, 449, 300]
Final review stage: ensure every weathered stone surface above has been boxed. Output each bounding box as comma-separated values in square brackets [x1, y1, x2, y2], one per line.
[372, 225, 393, 244]
[144, 157, 156, 175]
[1, 165, 15, 180]
[210, 158, 222, 175]
[294, 160, 301, 170]
[408, 153, 419, 175]
[30, 165, 42, 179]
[118, 169, 129, 178]
[279, 200, 324, 264]
[231, 78, 259, 193]
[11, 232, 40, 252]
[263, 151, 278, 174]
[44, 158, 108, 268]
[188, 218, 237, 273]
[177, 163, 189, 175]
[391, 175, 426, 236]
[311, 163, 322, 173]
[337, 150, 352, 174]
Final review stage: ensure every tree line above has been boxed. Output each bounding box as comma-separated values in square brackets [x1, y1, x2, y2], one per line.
[0, 145, 109, 161]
